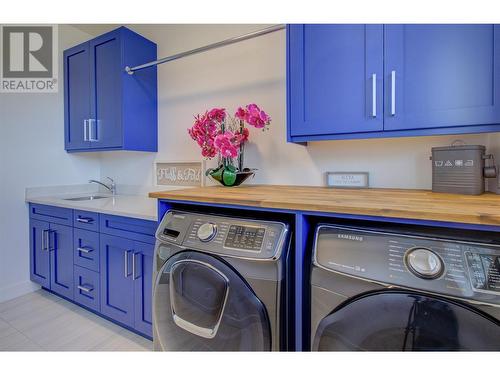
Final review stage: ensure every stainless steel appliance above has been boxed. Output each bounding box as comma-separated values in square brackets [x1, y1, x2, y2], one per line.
[152, 210, 290, 351]
[311, 224, 500, 351]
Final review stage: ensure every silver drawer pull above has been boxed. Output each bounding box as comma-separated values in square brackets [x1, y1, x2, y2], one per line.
[77, 247, 93, 254]
[76, 217, 93, 223]
[77, 285, 93, 293]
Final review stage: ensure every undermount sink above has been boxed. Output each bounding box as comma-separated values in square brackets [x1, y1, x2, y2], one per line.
[64, 195, 110, 201]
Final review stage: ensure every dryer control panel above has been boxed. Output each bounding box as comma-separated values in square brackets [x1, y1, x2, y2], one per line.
[156, 210, 288, 261]
[314, 225, 500, 306]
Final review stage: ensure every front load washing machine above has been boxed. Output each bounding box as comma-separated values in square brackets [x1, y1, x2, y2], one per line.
[311, 224, 500, 351]
[152, 210, 290, 351]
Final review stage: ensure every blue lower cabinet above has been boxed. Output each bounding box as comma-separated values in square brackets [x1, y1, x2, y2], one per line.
[49, 223, 74, 300]
[133, 241, 154, 337]
[99, 233, 154, 336]
[74, 229, 100, 272]
[29, 218, 74, 299]
[29, 204, 155, 338]
[29, 219, 51, 288]
[74, 265, 100, 312]
[100, 234, 135, 327]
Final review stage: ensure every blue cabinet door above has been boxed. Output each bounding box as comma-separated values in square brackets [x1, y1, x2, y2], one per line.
[100, 234, 135, 327]
[49, 224, 74, 300]
[64, 42, 91, 150]
[384, 24, 500, 131]
[133, 241, 154, 337]
[30, 219, 50, 288]
[288, 24, 384, 137]
[89, 30, 123, 149]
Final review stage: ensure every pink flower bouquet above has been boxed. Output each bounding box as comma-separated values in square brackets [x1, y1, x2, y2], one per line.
[188, 104, 271, 186]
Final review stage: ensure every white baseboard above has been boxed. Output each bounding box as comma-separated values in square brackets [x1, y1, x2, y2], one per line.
[0, 280, 40, 303]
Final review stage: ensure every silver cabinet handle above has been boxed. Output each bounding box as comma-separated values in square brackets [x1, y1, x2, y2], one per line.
[77, 285, 94, 293]
[42, 229, 49, 251]
[371, 73, 377, 118]
[77, 246, 93, 254]
[132, 253, 140, 280]
[76, 217, 93, 223]
[391, 70, 396, 116]
[124, 250, 131, 278]
[83, 119, 89, 141]
[89, 119, 99, 142]
[48, 230, 55, 251]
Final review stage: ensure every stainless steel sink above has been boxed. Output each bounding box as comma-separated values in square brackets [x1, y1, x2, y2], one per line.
[64, 195, 109, 201]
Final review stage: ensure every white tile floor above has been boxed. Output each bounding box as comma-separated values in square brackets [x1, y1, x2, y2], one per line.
[0, 289, 152, 351]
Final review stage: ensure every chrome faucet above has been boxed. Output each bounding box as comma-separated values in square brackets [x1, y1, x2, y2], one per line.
[89, 177, 116, 195]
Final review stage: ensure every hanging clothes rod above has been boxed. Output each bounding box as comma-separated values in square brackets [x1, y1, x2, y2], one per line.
[125, 24, 286, 75]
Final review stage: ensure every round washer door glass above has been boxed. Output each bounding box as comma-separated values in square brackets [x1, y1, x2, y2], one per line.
[313, 291, 500, 351]
[153, 251, 271, 351]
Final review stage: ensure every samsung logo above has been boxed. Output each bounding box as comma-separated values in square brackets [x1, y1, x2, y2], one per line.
[337, 233, 364, 242]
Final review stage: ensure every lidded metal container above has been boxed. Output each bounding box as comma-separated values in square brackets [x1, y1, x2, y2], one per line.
[430, 142, 496, 195]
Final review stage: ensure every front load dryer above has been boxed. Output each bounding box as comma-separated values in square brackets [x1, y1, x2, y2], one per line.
[311, 224, 500, 351]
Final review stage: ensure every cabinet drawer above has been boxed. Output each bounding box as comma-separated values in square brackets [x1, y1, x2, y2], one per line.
[100, 214, 157, 244]
[74, 266, 100, 312]
[74, 229, 100, 272]
[74, 210, 99, 231]
[29, 204, 73, 225]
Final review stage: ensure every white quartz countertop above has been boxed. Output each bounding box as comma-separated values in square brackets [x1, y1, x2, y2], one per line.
[26, 193, 158, 221]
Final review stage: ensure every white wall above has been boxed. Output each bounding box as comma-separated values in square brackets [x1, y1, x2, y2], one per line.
[98, 24, 495, 189]
[0, 25, 101, 302]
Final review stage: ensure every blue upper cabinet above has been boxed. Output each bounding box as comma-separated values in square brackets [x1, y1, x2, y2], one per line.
[287, 25, 384, 138]
[64, 27, 158, 152]
[384, 25, 500, 132]
[64, 42, 91, 150]
[287, 24, 500, 142]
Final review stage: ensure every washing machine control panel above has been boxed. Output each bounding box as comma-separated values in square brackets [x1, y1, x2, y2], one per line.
[156, 210, 288, 260]
[314, 225, 500, 306]
[224, 225, 266, 251]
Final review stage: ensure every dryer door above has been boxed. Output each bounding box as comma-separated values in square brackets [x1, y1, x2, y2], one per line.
[153, 251, 271, 351]
[313, 290, 500, 351]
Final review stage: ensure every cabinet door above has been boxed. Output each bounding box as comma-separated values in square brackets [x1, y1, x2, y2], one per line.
[49, 224, 74, 300]
[288, 24, 384, 137]
[89, 31, 123, 149]
[133, 241, 154, 337]
[64, 42, 91, 150]
[384, 24, 500, 131]
[29, 219, 50, 288]
[100, 234, 135, 327]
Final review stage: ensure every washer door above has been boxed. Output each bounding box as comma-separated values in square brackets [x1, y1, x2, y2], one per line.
[313, 290, 500, 351]
[153, 251, 271, 351]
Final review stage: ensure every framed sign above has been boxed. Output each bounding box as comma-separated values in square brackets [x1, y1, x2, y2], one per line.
[155, 161, 205, 187]
[325, 172, 369, 188]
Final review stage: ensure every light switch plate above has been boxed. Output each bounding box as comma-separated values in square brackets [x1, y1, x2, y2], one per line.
[326, 172, 369, 188]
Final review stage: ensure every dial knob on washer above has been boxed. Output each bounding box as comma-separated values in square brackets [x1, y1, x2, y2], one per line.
[197, 223, 217, 242]
[405, 247, 444, 279]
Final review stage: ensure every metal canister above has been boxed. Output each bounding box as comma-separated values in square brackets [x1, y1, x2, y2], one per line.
[430, 142, 497, 195]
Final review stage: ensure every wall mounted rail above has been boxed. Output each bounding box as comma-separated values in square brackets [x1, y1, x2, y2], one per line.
[125, 24, 286, 75]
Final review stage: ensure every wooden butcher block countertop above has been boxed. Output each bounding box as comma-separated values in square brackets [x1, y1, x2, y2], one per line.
[149, 185, 500, 227]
